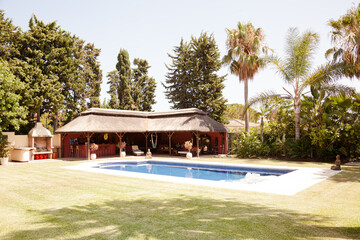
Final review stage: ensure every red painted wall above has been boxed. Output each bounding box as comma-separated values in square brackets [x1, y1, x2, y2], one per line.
[61, 131, 227, 157]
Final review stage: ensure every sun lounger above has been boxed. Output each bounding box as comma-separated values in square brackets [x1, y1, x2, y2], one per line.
[132, 145, 144, 156]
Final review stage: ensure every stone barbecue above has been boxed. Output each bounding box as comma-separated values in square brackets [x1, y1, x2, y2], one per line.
[28, 122, 53, 160]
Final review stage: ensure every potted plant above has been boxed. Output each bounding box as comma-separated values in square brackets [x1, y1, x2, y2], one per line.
[117, 141, 126, 157]
[184, 141, 193, 159]
[90, 143, 98, 160]
[0, 137, 11, 165]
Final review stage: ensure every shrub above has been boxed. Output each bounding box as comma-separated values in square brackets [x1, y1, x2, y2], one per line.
[232, 131, 270, 158]
[0, 135, 11, 158]
[286, 137, 313, 159]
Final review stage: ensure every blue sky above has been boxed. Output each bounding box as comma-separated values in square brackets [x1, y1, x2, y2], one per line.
[1, 0, 359, 111]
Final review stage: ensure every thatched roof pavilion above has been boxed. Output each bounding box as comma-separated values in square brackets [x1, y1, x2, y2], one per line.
[56, 108, 227, 159]
[56, 108, 226, 133]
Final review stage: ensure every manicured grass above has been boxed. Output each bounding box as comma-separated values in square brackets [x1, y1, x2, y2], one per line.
[0, 158, 359, 239]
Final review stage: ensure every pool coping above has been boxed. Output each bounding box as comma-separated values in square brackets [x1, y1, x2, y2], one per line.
[63, 158, 341, 196]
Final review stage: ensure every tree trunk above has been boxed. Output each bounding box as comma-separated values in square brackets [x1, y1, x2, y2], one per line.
[294, 94, 301, 140]
[260, 116, 264, 143]
[37, 110, 40, 122]
[54, 111, 58, 132]
[244, 77, 249, 132]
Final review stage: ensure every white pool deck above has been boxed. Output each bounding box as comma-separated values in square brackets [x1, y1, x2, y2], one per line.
[64, 158, 341, 196]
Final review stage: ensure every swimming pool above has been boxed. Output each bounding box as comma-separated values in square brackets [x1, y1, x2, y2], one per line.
[64, 159, 340, 195]
[97, 160, 293, 182]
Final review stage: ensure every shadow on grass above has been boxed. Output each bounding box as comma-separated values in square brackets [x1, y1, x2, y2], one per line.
[328, 165, 360, 183]
[4, 197, 359, 240]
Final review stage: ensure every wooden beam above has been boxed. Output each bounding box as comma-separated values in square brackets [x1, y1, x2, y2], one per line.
[194, 132, 200, 158]
[60, 133, 68, 159]
[86, 133, 94, 160]
[143, 132, 150, 152]
[167, 132, 174, 155]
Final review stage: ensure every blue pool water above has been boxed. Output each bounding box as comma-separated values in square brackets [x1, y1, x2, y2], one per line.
[97, 161, 293, 182]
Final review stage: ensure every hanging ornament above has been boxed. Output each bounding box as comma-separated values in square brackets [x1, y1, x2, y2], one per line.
[151, 133, 158, 148]
[104, 133, 108, 140]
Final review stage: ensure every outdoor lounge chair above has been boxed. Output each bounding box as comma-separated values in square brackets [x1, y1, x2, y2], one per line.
[132, 145, 144, 156]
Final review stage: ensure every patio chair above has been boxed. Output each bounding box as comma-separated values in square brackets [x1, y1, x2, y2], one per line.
[132, 145, 144, 156]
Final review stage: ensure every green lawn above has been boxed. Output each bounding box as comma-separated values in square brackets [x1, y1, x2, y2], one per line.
[0, 158, 359, 240]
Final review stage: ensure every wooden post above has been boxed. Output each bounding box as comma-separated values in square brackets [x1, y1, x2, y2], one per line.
[87, 133, 91, 160]
[167, 132, 174, 155]
[194, 132, 200, 158]
[116, 133, 125, 157]
[86, 133, 94, 160]
[223, 132, 227, 154]
[143, 132, 150, 152]
[60, 133, 68, 159]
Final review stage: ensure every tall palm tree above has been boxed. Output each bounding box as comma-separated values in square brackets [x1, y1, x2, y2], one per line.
[223, 22, 267, 132]
[247, 28, 345, 140]
[327, 3, 360, 78]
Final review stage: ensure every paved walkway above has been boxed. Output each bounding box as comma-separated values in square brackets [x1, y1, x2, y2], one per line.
[4, 153, 224, 165]
[64, 158, 341, 196]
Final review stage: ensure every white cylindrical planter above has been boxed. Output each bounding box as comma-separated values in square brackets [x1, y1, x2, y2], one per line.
[120, 151, 126, 158]
[0, 157, 8, 165]
[90, 153, 96, 160]
[186, 152, 192, 159]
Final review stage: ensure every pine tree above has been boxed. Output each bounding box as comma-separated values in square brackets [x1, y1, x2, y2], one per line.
[164, 39, 194, 109]
[141, 76, 156, 112]
[132, 58, 156, 111]
[77, 41, 102, 109]
[14, 15, 65, 122]
[116, 49, 134, 110]
[106, 70, 120, 109]
[0, 10, 20, 61]
[0, 11, 103, 131]
[11, 15, 102, 128]
[164, 33, 227, 122]
[107, 49, 157, 111]
[191, 33, 227, 122]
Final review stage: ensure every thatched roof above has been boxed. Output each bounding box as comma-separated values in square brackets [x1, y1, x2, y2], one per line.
[225, 119, 259, 132]
[55, 108, 227, 134]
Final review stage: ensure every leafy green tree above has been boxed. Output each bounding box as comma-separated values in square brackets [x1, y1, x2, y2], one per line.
[327, 3, 360, 78]
[247, 28, 345, 140]
[0, 11, 102, 130]
[13, 15, 81, 122]
[223, 22, 268, 131]
[330, 93, 360, 158]
[164, 33, 227, 122]
[0, 61, 27, 131]
[101, 98, 111, 109]
[301, 84, 354, 157]
[11, 15, 102, 129]
[262, 98, 294, 156]
[224, 103, 259, 123]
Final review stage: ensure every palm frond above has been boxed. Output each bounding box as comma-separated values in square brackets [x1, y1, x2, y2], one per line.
[304, 61, 348, 88]
[324, 83, 355, 96]
[284, 28, 319, 83]
[307, 82, 355, 97]
[270, 55, 291, 82]
[223, 21, 268, 80]
[241, 90, 285, 116]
